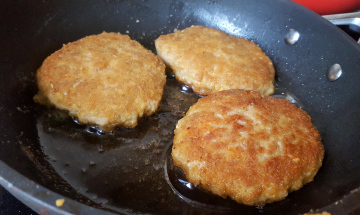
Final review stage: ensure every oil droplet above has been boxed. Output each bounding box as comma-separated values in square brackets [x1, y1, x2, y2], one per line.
[180, 85, 192, 93]
[271, 90, 304, 109]
[72, 117, 81, 125]
[86, 126, 106, 135]
[178, 179, 194, 189]
[284, 29, 300, 45]
[328, 63, 342, 81]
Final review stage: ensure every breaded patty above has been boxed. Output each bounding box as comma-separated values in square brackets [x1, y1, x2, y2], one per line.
[34, 32, 166, 130]
[155, 25, 275, 96]
[172, 89, 324, 205]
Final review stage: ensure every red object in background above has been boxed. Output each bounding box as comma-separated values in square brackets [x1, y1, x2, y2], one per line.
[292, 0, 360, 15]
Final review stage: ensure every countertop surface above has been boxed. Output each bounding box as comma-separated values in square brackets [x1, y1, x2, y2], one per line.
[0, 185, 37, 215]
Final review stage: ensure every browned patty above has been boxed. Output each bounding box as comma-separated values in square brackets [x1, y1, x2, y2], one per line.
[155, 25, 275, 96]
[172, 89, 324, 205]
[34, 32, 166, 130]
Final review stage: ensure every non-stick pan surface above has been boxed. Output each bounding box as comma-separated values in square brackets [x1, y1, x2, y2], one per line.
[1, 0, 360, 214]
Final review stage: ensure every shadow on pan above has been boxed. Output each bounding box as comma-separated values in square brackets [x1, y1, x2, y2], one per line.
[1, 0, 360, 214]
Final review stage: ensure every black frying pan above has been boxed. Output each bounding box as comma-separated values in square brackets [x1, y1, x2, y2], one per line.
[1, 0, 360, 214]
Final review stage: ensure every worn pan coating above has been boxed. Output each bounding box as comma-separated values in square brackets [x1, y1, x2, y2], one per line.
[1, 0, 360, 214]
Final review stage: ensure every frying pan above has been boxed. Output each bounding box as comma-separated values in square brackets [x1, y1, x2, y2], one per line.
[1, 0, 360, 214]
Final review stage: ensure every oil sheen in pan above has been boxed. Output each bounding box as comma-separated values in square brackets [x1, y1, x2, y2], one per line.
[35, 72, 305, 214]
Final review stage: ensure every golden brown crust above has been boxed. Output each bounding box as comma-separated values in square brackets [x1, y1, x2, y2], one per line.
[155, 25, 275, 96]
[34, 32, 166, 130]
[172, 89, 324, 205]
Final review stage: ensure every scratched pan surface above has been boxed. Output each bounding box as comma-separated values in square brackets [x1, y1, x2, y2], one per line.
[1, 0, 360, 214]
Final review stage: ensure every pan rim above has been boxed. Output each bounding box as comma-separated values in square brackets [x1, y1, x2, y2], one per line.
[1, 159, 360, 215]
